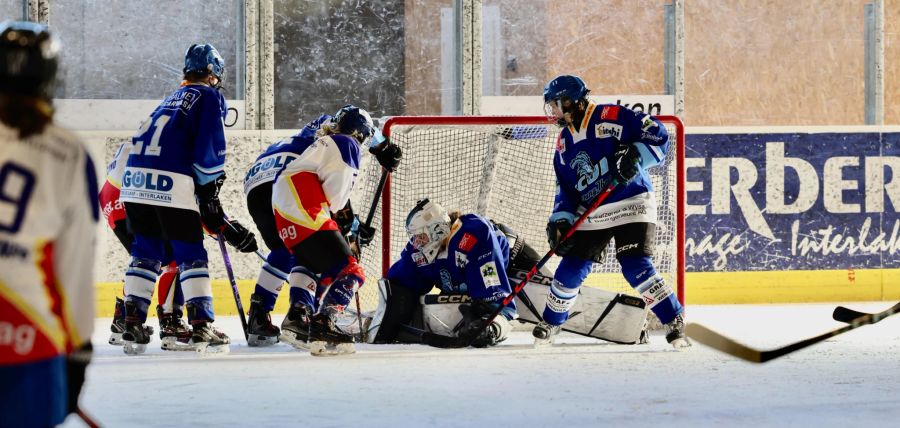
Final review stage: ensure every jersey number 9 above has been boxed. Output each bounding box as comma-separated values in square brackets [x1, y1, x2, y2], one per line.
[0, 162, 36, 234]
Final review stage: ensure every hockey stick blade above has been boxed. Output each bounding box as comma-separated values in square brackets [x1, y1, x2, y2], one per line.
[687, 300, 900, 363]
[832, 305, 874, 323]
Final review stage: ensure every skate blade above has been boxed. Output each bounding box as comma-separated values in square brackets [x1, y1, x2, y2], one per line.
[109, 333, 124, 346]
[279, 331, 310, 350]
[248, 334, 279, 347]
[194, 342, 230, 356]
[309, 341, 355, 356]
[670, 337, 693, 349]
[123, 342, 147, 355]
[161, 337, 196, 351]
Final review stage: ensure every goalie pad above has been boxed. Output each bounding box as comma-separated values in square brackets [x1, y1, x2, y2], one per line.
[510, 268, 648, 344]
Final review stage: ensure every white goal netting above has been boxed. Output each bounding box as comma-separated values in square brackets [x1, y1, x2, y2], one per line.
[349, 115, 684, 312]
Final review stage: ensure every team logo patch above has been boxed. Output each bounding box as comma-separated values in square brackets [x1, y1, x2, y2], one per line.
[597, 123, 623, 140]
[412, 251, 428, 267]
[600, 105, 620, 120]
[455, 252, 468, 269]
[555, 135, 566, 153]
[458, 233, 477, 252]
[480, 261, 501, 287]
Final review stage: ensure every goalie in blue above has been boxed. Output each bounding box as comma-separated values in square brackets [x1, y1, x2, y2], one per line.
[369, 200, 521, 347]
[536, 74, 690, 348]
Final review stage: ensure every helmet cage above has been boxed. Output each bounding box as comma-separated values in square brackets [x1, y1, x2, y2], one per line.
[405, 199, 451, 263]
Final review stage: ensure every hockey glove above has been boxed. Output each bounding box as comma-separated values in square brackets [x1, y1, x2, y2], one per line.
[356, 222, 376, 247]
[614, 143, 641, 183]
[66, 342, 92, 415]
[197, 175, 227, 231]
[221, 220, 258, 253]
[546, 217, 575, 256]
[458, 302, 508, 348]
[333, 202, 357, 236]
[370, 140, 402, 172]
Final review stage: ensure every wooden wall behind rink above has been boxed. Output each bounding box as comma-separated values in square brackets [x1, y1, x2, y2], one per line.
[404, 0, 900, 126]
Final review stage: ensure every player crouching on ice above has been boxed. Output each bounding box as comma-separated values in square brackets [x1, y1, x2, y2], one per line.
[367, 200, 520, 348]
[271, 105, 387, 355]
[537, 74, 690, 349]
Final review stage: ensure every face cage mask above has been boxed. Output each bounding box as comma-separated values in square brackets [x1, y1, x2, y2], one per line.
[544, 98, 578, 127]
[409, 222, 450, 263]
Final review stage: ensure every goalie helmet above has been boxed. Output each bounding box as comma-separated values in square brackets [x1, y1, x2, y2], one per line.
[405, 199, 452, 263]
[0, 20, 59, 99]
[543, 74, 590, 127]
[334, 104, 375, 145]
[184, 43, 225, 81]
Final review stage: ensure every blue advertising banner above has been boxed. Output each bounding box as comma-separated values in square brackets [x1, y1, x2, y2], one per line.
[685, 132, 900, 272]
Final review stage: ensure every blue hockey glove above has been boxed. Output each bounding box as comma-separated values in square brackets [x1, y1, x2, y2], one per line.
[614, 143, 641, 183]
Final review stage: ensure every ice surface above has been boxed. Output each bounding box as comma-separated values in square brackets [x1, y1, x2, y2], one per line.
[62, 303, 900, 427]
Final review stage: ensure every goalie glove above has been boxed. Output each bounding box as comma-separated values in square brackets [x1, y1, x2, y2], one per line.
[613, 143, 641, 183]
[369, 140, 402, 172]
[546, 214, 575, 256]
[458, 301, 511, 348]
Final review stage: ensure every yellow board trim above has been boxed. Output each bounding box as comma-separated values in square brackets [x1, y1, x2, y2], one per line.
[94, 268, 900, 317]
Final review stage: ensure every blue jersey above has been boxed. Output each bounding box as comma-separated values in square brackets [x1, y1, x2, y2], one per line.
[244, 114, 332, 195]
[120, 84, 227, 212]
[387, 214, 516, 316]
[552, 104, 669, 230]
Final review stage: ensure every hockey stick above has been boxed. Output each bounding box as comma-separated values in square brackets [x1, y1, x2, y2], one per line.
[217, 234, 249, 341]
[831, 304, 895, 323]
[76, 407, 100, 428]
[354, 168, 390, 342]
[686, 300, 900, 363]
[418, 179, 621, 348]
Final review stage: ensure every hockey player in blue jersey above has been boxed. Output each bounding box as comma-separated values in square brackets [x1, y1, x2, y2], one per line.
[118, 43, 258, 355]
[242, 112, 400, 347]
[0, 21, 97, 426]
[535, 74, 690, 348]
[370, 200, 519, 347]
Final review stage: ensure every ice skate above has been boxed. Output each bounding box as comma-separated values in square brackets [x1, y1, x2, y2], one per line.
[308, 312, 355, 356]
[247, 294, 280, 347]
[122, 300, 152, 355]
[157, 306, 194, 351]
[110, 298, 154, 346]
[532, 321, 561, 347]
[665, 313, 692, 349]
[279, 302, 312, 350]
[191, 321, 231, 356]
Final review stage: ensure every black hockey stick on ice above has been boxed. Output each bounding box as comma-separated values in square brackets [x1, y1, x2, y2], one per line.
[217, 234, 249, 341]
[416, 180, 621, 348]
[354, 168, 390, 342]
[831, 304, 897, 323]
[686, 300, 900, 363]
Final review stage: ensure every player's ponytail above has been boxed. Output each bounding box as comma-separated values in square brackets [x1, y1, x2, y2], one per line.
[0, 94, 53, 139]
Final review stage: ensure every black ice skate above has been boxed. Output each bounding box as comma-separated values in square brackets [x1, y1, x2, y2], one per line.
[279, 302, 312, 350]
[190, 321, 230, 356]
[247, 294, 280, 347]
[157, 305, 194, 351]
[122, 300, 152, 355]
[532, 321, 561, 347]
[308, 311, 355, 356]
[665, 313, 692, 349]
[110, 297, 154, 346]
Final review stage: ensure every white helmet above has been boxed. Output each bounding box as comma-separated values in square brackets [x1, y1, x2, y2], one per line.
[405, 199, 451, 263]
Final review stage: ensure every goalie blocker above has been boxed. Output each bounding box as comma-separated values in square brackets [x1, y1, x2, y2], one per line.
[367, 268, 649, 345]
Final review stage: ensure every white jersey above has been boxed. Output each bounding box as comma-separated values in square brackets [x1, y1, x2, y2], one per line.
[274, 133, 361, 215]
[0, 123, 98, 365]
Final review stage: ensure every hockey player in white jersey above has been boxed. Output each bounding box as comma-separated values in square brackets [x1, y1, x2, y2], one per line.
[537, 74, 690, 348]
[271, 105, 383, 355]
[119, 44, 258, 355]
[0, 21, 97, 426]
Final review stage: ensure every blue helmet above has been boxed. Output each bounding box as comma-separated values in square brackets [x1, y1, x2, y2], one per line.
[183, 43, 225, 80]
[543, 74, 589, 104]
[0, 20, 58, 99]
[334, 105, 375, 145]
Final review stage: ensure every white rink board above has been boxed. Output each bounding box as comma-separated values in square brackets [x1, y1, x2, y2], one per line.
[63, 302, 900, 428]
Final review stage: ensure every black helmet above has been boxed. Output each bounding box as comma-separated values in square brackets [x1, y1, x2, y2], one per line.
[0, 20, 59, 99]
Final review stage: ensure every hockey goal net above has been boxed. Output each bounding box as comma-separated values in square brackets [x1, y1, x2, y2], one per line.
[348, 115, 684, 312]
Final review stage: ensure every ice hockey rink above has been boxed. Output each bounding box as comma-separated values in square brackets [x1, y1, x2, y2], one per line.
[60, 302, 900, 428]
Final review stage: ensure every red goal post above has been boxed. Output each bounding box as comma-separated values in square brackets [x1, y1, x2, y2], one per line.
[352, 115, 684, 310]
